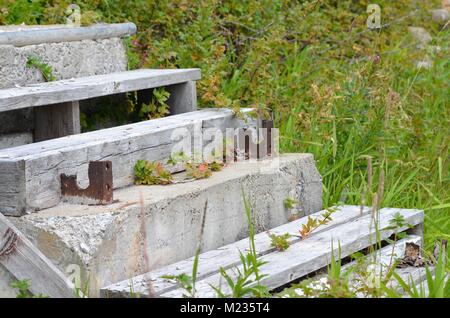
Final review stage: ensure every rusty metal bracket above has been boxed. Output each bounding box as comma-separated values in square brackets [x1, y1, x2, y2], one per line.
[61, 161, 113, 205]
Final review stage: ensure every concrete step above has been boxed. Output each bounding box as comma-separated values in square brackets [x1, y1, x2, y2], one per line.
[2, 153, 322, 297]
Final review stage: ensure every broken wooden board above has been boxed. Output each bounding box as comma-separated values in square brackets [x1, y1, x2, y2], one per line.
[281, 235, 434, 298]
[101, 206, 424, 298]
[330, 235, 433, 296]
[0, 69, 200, 112]
[0, 108, 256, 215]
[0, 213, 76, 298]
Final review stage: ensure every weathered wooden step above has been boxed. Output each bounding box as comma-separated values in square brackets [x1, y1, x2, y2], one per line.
[0, 108, 256, 215]
[101, 205, 370, 297]
[0, 68, 201, 141]
[161, 207, 423, 298]
[0, 213, 76, 298]
[0, 69, 200, 112]
[100, 206, 424, 298]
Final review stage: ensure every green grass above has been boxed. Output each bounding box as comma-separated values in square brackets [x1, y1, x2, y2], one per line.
[1, 0, 448, 251]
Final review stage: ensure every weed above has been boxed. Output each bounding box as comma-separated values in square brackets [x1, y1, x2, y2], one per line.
[185, 162, 212, 180]
[26, 56, 56, 82]
[298, 208, 335, 240]
[139, 88, 171, 120]
[161, 250, 201, 298]
[283, 197, 298, 210]
[134, 160, 173, 185]
[268, 233, 291, 252]
[11, 280, 48, 298]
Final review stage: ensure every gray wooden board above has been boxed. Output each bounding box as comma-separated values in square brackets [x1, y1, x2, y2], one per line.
[0, 213, 76, 298]
[34, 101, 81, 142]
[0, 23, 137, 47]
[159, 207, 423, 297]
[101, 205, 371, 297]
[0, 69, 201, 112]
[0, 108, 256, 215]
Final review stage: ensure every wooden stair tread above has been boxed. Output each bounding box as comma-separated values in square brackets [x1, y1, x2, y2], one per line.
[0, 69, 201, 112]
[101, 206, 424, 298]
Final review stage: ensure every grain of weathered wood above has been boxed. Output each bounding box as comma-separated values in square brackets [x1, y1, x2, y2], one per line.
[166, 81, 198, 114]
[0, 69, 201, 112]
[160, 207, 423, 297]
[0, 108, 256, 215]
[0, 213, 76, 298]
[34, 101, 80, 142]
[0, 23, 136, 47]
[101, 205, 367, 297]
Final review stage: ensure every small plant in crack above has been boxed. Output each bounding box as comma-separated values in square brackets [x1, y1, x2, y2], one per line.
[212, 250, 270, 298]
[268, 232, 291, 252]
[11, 280, 48, 298]
[185, 162, 212, 180]
[284, 197, 298, 210]
[298, 207, 336, 240]
[134, 160, 173, 185]
[26, 56, 56, 82]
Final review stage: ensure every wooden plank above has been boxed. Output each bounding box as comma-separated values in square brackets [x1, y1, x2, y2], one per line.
[160, 207, 423, 297]
[166, 81, 198, 114]
[101, 205, 372, 297]
[0, 23, 136, 47]
[34, 101, 80, 142]
[0, 108, 256, 215]
[0, 213, 76, 297]
[0, 69, 201, 112]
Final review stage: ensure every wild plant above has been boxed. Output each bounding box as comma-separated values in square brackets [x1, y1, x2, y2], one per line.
[268, 233, 291, 252]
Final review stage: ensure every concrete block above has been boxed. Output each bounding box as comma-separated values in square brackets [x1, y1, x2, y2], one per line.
[0, 36, 129, 139]
[3, 154, 322, 296]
